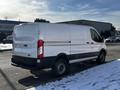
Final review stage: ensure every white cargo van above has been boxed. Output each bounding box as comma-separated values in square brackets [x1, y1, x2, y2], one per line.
[12, 23, 106, 75]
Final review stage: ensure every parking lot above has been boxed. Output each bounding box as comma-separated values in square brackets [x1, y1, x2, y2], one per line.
[0, 44, 120, 90]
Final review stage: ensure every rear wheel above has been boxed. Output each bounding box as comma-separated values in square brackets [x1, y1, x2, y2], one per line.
[96, 51, 106, 64]
[52, 58, 69, 76]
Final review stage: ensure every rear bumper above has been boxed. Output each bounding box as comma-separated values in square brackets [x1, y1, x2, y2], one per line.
[11, 55, 56, 70]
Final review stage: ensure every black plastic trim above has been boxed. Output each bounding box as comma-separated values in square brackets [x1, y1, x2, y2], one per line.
[11, 52, 99, 70]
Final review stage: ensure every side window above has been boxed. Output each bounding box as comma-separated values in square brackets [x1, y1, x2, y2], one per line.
[90, 29, 103, 42]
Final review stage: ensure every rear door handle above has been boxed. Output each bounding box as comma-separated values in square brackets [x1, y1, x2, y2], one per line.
[91, 42, 94, 44]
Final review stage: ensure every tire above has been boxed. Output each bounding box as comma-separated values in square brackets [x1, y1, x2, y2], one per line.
[52, 58, 69, 76]
[96, 51, 106, 64]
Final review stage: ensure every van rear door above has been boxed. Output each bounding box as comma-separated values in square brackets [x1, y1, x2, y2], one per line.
[13, 23, 39, 58]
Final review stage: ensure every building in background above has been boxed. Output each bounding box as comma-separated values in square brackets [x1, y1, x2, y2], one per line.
[59, 20, 116, 38]
[0, 20, 27, 42]
[0, 19, 117, 43]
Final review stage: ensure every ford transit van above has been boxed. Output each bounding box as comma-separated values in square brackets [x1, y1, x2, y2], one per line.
[12, 23, 106, 75]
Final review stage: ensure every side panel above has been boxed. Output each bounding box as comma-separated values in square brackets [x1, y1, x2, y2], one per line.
[70, 26, 92, 55]
[39, 24, 70, 57]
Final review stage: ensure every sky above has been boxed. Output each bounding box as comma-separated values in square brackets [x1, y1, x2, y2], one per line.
[0, 0, 120, 29]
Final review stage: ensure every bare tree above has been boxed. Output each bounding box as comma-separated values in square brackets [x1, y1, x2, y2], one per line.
[34, 18, 50, 23]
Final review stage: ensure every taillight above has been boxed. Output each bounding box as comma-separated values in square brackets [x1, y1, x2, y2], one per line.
[37, 40, 44, 59]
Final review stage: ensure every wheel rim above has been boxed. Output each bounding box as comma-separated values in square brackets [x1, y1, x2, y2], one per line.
[57, 63, 66, 75]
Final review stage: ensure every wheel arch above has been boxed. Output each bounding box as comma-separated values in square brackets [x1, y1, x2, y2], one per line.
[100, 48, 107, 55]
[55, 53, 69, 64]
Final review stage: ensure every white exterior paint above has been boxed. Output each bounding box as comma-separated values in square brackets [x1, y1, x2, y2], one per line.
[13, 23, 106, 61]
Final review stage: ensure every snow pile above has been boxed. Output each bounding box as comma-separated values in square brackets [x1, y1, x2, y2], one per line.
[28, 59, 120, 90]
[0, 44, 12, 50]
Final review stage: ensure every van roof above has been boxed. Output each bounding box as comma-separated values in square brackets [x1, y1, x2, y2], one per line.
[19, 22, 94, 29]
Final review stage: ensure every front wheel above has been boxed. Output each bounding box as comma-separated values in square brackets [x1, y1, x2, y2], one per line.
[96, 51, 106, 64]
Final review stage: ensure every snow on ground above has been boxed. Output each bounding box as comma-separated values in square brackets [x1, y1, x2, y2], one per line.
[0, 44, 12, 50]
[27, 59, 120, 90]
